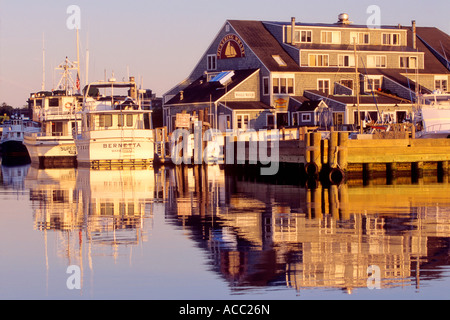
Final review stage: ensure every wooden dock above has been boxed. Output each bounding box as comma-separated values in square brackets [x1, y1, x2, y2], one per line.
[155, 126, 450, 184]
[226, 129, 450, 184]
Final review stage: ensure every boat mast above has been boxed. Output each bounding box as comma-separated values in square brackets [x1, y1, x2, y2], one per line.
[76, 28, 81, 93]
[354, 38, 362, 133]
[42, 33, 46, 91]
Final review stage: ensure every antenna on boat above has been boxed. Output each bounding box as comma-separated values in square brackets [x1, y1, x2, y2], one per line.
[76, 28, 81, 93]
[42, 33, 46, 91]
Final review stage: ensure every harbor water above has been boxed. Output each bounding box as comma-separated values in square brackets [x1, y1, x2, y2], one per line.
[1, 160, 449, 300]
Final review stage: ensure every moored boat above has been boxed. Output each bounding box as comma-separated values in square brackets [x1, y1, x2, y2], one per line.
[1, 115, 41, 161]
[24, 57, 82, 168]
[415, 91, 450, 139]
[74, 76, 155, 168]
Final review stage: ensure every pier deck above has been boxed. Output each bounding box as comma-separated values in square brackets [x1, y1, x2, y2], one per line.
[228, 130, 450, 183]
[157, 126, 450, 183]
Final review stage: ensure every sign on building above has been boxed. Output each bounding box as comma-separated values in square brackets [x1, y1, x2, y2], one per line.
[175, 113, 191, 128]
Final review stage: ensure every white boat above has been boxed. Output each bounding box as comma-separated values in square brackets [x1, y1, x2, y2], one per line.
[415, 91, 450, 139]
[74, 77, 155, 168]
[24, 57, 82, 168]
[1, 114, 41, 160]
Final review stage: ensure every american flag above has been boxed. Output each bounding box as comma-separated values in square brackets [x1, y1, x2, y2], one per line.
[76, 72, 80, 91]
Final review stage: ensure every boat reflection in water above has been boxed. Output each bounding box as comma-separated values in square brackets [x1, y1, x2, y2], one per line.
[16, 163, 450, 296]
[25, 166, 159, 288]
[1, 164, 30, 191]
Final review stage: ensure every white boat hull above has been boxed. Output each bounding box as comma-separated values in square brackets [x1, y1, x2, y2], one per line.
[75, 130, 155, 167]
[24, 134, 77, 167]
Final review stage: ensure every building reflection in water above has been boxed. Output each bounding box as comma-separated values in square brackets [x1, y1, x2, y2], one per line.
[5, 163, 450, 295]
[166, 165, 450, 294]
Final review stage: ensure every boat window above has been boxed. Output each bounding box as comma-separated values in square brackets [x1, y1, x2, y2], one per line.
[118, 114, 125, 127]
[49, 98, 60, 107]
[52, 122, 63, 136]
[99, 114, 113, 128]
[127, 114, 133, 127]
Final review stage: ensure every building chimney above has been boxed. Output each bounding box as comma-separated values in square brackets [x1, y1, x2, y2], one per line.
[412, 20, 417, 49]
[291, 17, 295, 44]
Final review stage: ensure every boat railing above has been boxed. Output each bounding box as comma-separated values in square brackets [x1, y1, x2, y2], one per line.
[24, 132, 72, 138]
[422, 123, 450, 133]
[41, 108, 81, 117]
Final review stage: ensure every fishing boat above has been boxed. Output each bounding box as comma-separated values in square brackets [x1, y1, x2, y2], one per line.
[414, 91, 450, 138]
[24, 57, 82, 168]
[1, 114, 40, 160]
[74, 76, 155, 168]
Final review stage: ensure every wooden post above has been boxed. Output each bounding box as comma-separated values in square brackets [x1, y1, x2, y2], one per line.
[338, 132, 348, 171]
[328, 131, 338, 168]
[311, 132, 322, 172]
[305, 132, 311, 163]
[321, 138, 328, 169]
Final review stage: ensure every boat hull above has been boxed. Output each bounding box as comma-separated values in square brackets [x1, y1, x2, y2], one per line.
[0, 140, 31, 165]
[24, 135, 77, 168]
[75, 130, 155, 168]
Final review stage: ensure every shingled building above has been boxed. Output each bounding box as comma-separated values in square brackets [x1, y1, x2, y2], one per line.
[163, 14, 450, 132]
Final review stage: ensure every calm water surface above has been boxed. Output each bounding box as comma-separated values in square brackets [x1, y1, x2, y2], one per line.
[0, 160, 449, 300]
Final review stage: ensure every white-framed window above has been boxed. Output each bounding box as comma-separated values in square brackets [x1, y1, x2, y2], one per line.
[321, 31, 341, 44]
[207, 54, 217, 70]
[340, 79, 354, 90]
[365, 76, 383, 92]
[382, 33, 400, 46]
[400, 56, 418, 69]
[294, 30, 312, 43]
[435, 76, 448, 92]
[272, 75, 294, 94]
[302, 113, 311, 122]
[350, 32, 370, 44]
[236, 114, 250, 130]
[338, 54, 355, 67]
[308, 54, 329, 67]
[263, 77, 270, 95]
[318, 79, 330, 95]
[333, 112, 344, 125]
[367, 55, 387, 68]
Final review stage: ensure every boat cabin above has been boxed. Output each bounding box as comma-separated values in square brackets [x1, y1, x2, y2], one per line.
[28, 90, 82, 138]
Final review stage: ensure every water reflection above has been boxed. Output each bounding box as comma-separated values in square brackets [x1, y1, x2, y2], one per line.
[1, 164, 30, 190]
[166, 165, 450, 294]
[3, 162, 450, 297]
[22, 166, 159, 291]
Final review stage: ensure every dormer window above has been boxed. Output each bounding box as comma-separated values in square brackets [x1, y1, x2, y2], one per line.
[321, 31, 341, 44]
[400, 56, 418, 69]
[350, 32, 370, 44]
[294, 30, 312, 43]
[382, 33, 400, 46]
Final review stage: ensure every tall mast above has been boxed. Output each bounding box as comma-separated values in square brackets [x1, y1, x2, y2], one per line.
[76, 28, 81, 93]
[42, 33, 46, 91]
[354, 38, 362, 133]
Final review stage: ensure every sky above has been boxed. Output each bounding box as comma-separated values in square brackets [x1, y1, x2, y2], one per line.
[0, 0, 449, 108]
